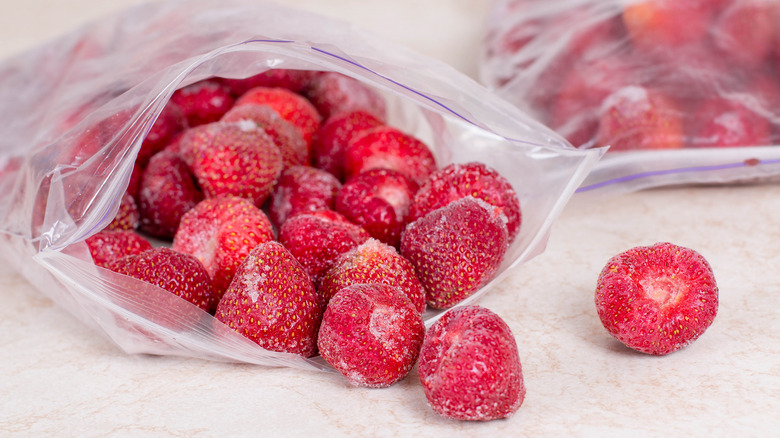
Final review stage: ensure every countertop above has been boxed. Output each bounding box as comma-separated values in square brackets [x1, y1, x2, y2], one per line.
[1, 1, 779, 436]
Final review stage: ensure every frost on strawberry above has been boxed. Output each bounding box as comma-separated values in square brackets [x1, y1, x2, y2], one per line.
[215, 241, 322, 358]
[401, 196, 509, 309]
[595, 242, 719, 355]
[319, 238, 426, 313]
[86, 230, 152, 269]
[317, 283, 425, 388]
[418, 305, 525, 421]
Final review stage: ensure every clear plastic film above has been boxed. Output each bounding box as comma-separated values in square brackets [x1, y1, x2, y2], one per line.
[480, 0, 780, 194]
[0, 0, 601, 370]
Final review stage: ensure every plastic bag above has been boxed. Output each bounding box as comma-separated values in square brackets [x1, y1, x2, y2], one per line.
[0, 0, 601, 370]
[480, 0, 780, 194]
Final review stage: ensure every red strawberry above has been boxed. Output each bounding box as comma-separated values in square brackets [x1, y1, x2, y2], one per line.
[408, 162, 521, 243]
[595, 242, 719, 355]
[234, 86, 322, 147]
[401, 196, 509, 309]
[180, 122, 283, 207]
[172, 196, 274, 299]
[311, 110, 384, 181]
[622, 0, 714, 55]
[711, 0, 776, 68]
[268, 165, 341, 228]
[343, 126, 437, 186]
[595, 85, 685, 152]
[278, 210, 370, 287]
[136, 101, 188, 167]
[317, 283, 425, 388]
[689, 97, 772, 148]
[104, 191, 140, 231]
[304, 72, 387, 120]
[214, 241, 322, 357]
[319, 238, 426, 313]
[85, 229, 152, 268]
[221, 69, 320, 96]
[126, 161, 142, 200]
[418, 305, 525, 421]
[170, 79, 235, 126]
[221, 104, 309, 168]
[335, 168, 418, 248]
[108, 247, 219, 314]
[138, 150, 204, 238]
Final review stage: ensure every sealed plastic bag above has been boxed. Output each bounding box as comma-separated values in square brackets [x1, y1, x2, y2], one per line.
[0, 0, 601, 370]
[481, 0, 780, 194]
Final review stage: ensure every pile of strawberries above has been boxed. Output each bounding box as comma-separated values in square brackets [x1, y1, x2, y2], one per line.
[485, 0, 780, 151]
[85, 68, 525, 421]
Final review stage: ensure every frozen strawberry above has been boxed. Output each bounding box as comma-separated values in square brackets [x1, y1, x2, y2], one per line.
[180, 122, 283, 206]
[711, 0, 776, 68]
[335, 168, 418, 248]
[689, 97, 772, 148]
[595, 242, 719, 355]
[278, 210, 370, 287]
[234, 86, 322, 146]
[109, 247, 219, 314]
[311, 110, 384, 181]
[317, 283, 425, 388]
[622, 0, 713, 55]
[408, 162, 521, 243]
[221, 69, 320, 96]
[126, 162, 142, 200]
[104, 191, 140, 231]
[343, 126, 437, 186]
[215, 241, 321, 357]
[401, 197, 509, 309]
[268, 165, 341, 228]
[595, 85, 685, 152]
[85, 229, 152, 268]
[138, 150, 204, 238]
[172, 197, 274, 299]
[221, 104, 308, 168]
[170, 79, 235, 126]
[304, 72, 386, 120]
[418, 305, 525, 421]
[319, 238, 426, 313]
[136, 101, 188, 167]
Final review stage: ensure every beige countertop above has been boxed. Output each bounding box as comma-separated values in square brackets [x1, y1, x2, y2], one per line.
[1, 1, 779, 436]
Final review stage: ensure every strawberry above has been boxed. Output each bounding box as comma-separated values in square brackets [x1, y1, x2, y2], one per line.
[268, 165, 341, 228]
[689, 97, 772, 148]
[221, 104, 309, 168]
[221, 69, 320, 96]
[622, 0, 714, 55]
[278, 210, 370, 287]
[401, 196, 509, 309]
[180, 121, 283, 207]
[234, 86, 322, 147]
[138, 149, 204, 238]
[319, 238, 426, 313]
[136, 100, 188, 168]
[335, 168, 418, 248]
[214, 241, 322, 357]
[595, 242, 719, 355]
[311, 110, 384, 181]
[595, 85, 685, 152]
[343, 126, 437, 186]
[408, 162, 521, 243]
[104, 191, 140, 231]
[303, 72, 386, 120]
[711, 0, 776, 68]
[172, 196, 274, 299]
[170, 79, 235, 126]
[85, 229, 152, 268]
[418, 305, 525, 421]
[108, 247, 219, 314]
[317, 283, 425, 388]
[126, 161, 142, 200]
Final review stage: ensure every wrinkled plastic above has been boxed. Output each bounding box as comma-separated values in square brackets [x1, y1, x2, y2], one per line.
[481, 0, 780, 194]
[0, 0, 601, 370]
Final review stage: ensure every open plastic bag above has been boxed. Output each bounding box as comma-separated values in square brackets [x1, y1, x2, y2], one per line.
[481, 0, 780, 194]
[0, 0, 601, 370]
